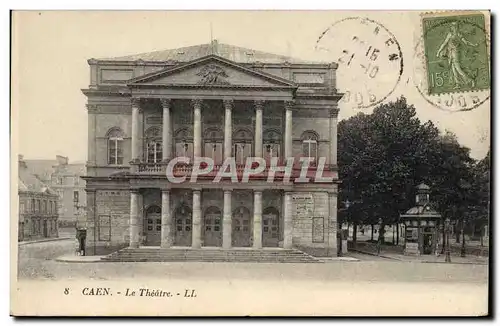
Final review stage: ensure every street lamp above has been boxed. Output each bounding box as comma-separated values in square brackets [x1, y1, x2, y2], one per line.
[445, 218, 451, 263]
[460, 218, 466, 257]
[376, 218, 382, 255]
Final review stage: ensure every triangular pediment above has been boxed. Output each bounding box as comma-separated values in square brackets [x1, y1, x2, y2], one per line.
[128, 55, 297, 89]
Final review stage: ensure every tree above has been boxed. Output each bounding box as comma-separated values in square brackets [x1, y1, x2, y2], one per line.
[338, 97, 480, 246]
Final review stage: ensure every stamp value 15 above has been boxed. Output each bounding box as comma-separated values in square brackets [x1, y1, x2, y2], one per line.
[422, 13, 490, 95]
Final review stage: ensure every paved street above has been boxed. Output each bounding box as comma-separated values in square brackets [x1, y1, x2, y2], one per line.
[16, 239, 489, 284]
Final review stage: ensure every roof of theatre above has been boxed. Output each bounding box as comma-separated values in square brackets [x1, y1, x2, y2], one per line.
[97, 40, 325, 65]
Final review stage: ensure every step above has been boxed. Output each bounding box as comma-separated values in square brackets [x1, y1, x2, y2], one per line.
[101, 248, 321, 263]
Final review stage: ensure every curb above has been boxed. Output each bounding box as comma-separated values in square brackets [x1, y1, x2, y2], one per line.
[55, 256, 105, 263]
[353, 249, 488, 265]
[19, 237, 72, 246]
[350, 249, 403, 261]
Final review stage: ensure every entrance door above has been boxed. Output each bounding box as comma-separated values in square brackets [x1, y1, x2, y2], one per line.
[43, 220, 48, 238]
[232, 207, 252, 247]
[203, 206, 222, 247]
[174, 205, 192, 246]
[145, 205, 161, 246]
[262, 207, 280, 247]
[422, 230, 434, 255]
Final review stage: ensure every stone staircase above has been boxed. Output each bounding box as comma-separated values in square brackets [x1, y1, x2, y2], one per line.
[101, 247, 322, 263]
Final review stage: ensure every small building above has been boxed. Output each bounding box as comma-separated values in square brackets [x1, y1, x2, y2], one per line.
[24, 155, 86, 228]
[18, 155, 59, 241]
[400, 183, 442, 255]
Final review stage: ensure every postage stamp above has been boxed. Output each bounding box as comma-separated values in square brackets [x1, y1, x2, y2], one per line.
[413, 11, 490, 112]
[421, 13, 490, 95]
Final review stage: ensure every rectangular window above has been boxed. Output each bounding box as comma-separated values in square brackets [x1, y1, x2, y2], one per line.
[108, 139, 124, 165]
[36, 199, 40, 213]
[175, 142, 193, 159]
[74, 177, 80, 186]
[204, 142, 223, 164]
[73, 191, 79, 204]
[98, 215, 111, 241]
[31, 199, 35, 212]
[264, 143, 280, 163]
[19, 201, 25, 214]
[234, 143, 252, 165]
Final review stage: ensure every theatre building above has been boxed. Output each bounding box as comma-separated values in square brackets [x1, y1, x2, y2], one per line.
[83, 41, 341, 259]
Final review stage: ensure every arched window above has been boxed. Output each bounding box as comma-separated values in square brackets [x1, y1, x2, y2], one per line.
[204, 128, 223, 164]
[107, 128, 125, 165]
[301, 131, 318, 164]
[233, 128, 253, 165]
[174, 128, 194, 160]
[264, 129, 282, 162]
[145, 127, 162, 163]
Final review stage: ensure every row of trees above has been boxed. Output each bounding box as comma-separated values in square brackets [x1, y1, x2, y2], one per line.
[338, 97, 490, 244]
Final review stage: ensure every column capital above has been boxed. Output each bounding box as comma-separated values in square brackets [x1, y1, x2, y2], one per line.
[161, 98, 172, 109]
[223, 188, 233, 194]
[191, 98, 203, 109]
[161, 189, 171, 194]
[130, 188, 141, 194]
[329, 107, 339, 118]
[284, 100, 295, 110]
[223, 99, 234, 109]
[192, 188, 202, 194]
[131, 97, 141, 107]
[254, 99, 265, 110]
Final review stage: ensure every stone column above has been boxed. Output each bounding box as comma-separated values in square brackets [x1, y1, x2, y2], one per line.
[129, 190, 140, 248]
[192, 190, 202, 248]
[254, 100, 264, 157]
[131, 98, 141, 163]
[253, 191, 263, 249]
[283, 191, 293, 249]
[328, 191, 338, 257]
[161, 99, 172, 162]
[284, 101, 294, 159]
[223, 99, 233, 159]
[86, 105, 97, 167]
[329, 107, 339, 166]
[161, 189, 172, 248]
[223, 189, 232, 249]
[85, 189, 96, 254]
[192, 99, 203, 159]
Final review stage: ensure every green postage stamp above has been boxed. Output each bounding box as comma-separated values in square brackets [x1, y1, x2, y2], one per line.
[422, 12, 490, 95]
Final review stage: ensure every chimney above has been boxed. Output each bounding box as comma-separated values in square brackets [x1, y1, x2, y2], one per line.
[56, 155, 69, 165]
[18, 154, 27, 169]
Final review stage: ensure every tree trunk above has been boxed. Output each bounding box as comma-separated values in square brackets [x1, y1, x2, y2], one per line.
[353, 222, 358, 246]
[396, 223, 399, 245]
[379, 223, 385, 245]
[392, 224, 395, 244]
[455, 223, 460, 243]
[371, 225, 374, 241]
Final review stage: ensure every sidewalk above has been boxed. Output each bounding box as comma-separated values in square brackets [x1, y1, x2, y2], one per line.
[321, 256, 360, 263]
[19, 237, 72, 246]
[353, 249, 488, 265]
[55, 254, 105, 263]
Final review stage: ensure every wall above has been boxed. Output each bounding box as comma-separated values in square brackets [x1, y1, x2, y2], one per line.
[86, 189, 130, 255]
[292, 191, 337, 256]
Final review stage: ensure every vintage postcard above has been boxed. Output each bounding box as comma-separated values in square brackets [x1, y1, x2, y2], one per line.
[10, 10, 490, 316]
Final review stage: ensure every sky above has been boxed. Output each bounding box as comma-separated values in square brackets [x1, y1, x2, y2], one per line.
[12, 10, 490, 162]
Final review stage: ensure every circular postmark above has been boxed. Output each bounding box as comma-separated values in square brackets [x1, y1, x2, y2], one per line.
[413, 13, 490, 112]
[315, 17, 403, 109]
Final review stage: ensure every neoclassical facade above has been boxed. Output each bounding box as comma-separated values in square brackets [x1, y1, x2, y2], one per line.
[83, 41, 341, 256]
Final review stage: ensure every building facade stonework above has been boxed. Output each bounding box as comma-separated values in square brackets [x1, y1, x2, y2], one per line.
[83, 41, 341, 256]
[24, 156, 86, 228]
[18, 155, 59, 241]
